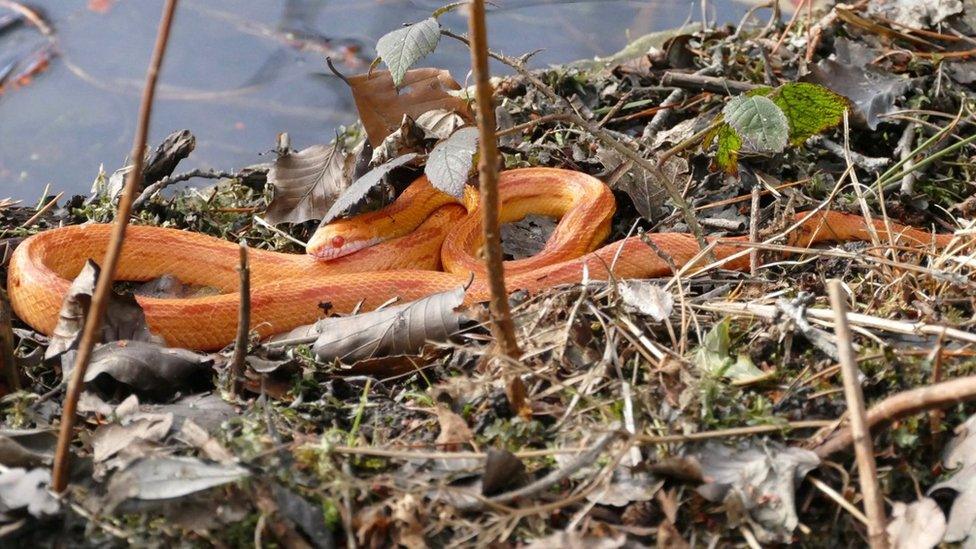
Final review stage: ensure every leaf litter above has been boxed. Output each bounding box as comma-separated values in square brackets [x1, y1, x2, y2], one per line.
[2, 0, 976, 546]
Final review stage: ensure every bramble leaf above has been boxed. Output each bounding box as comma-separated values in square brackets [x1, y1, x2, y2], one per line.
[722, 94, 789, 153]
[376, 18, 440, 87]
[768, 82, 849, 143]
[715, 124, 742, 173]
[425, 127, 478, 198]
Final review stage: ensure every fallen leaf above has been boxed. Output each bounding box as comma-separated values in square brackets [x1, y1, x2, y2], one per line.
[500, 214, 557, 259]
[887, 498, 946, 549]
[868, 0, 962, 28]
[424, 126, 478, 198]
[415, 109, 467, 140]
[481, 448, 526, 496]
[0, 429, 56, 468]
[371, 115, 428, 166]
[390, 493, 427, 549]
[46, 260, 160, 363]
[84, 341, 214, 400]
[376, 17, 440, 87]
[587, 469, 663, 506]
[619, 281, 673, 321]
[320, 153, 417, 226]
[271, 483, 335, 549]
[265, 142, 356, 225]
[348, 68, 472, 147]
[804, 53, 911, 130]
[435, 406, 473, 451]
[0, 468, 59, 518]
[929, 414, 976, 544]
[693, 441, 819, 543]
[92, 412, 173, 462]
[178, 420, 234, 464]
[524, 531, 627, 549]
[107, 456, 249, 505]
[271, 286, 468, 364]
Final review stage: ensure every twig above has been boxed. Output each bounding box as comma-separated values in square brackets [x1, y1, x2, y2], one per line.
[828, 280, 888, 548]
[18, 192, 64, 228]
[495, 113, 568, 138]
[810, 136, 890, 173]
[0, 290, 18, 391]
[749, 183, 760, 275]
[231, 240, 250, 398]
[695, 301, 976, 346]
[456, 429, 624, 512]
[467, 0, 525, 417]
[805, 1, 870, 62]
[815, 374, 976, 458]
[896, 122, 918, 195]
[808, 476, 870, 526]
[133, 168, 241, 207]
[51, 0, 179, 493]
[660, 72, 759, 95]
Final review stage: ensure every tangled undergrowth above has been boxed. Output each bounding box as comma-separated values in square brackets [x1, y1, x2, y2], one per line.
[2, 0, 976, 546]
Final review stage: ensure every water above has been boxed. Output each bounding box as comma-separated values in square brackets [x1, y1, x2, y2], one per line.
[0, 0, 746, 200]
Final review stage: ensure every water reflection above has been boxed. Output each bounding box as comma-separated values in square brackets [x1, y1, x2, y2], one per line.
[0, 0, 744, 199]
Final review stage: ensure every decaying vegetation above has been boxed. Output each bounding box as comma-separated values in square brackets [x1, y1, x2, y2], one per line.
[1, 0, 976, 546]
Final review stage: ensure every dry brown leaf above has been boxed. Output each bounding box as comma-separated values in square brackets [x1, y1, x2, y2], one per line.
[271, 286, 469, 364]
[348, 68, 472, 148]
[434, 406, 473, 451]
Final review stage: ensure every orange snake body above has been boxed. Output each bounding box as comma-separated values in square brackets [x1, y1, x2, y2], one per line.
[7, 168, 951, 350]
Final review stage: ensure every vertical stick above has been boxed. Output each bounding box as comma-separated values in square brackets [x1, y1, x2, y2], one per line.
[0, 290, 19, 391]
[467, 0, 526, 415]
[231, 240, 250, 398]
[51, 0, 180, 493]
[828, 280, 888, 549]
[748, 183, 760, 276]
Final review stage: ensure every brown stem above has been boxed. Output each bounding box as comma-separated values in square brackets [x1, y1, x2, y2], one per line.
[814, 374, 976, 459]
[660, 72, 759, 95]
[466, 0, 526, 415]
[0, 289, 19, 392]
[50, 0, 179, 493]
[828, 281, 888, 548]
[231, 240, 250, 398]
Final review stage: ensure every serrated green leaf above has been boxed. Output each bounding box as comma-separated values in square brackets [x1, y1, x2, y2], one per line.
[768, 82, 849, 144]
[425, 127, 478, 198]
[376, 18, 440, 87]
[722, 94, 789, 153]
[715, 124, 741, 173]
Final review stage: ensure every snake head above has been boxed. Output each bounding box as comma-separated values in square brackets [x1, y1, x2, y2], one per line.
[307, 223, 384, 261]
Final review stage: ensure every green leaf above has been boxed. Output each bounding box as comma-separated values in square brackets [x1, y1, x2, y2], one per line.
[722, 94, 789, 153]
[715, 125, 742, 173]
[694, 318, 732, 376]
[425, 127, 479, 198]
[725, 354, 766, 384]
[768, 82, 849, 144]
[376, 18, 441, 87]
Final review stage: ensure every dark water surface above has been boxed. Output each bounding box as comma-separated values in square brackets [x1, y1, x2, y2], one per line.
[0, 0, 746, 200]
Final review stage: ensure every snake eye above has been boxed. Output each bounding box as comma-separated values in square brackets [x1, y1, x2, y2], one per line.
[331, 236, 345, 249]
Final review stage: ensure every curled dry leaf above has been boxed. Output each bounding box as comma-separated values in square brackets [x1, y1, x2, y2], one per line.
[92, 411, 174, 463]
[619, 280, 673, 321]
[271, 286, 468, 364]
[46, 259, 160, 363]
[347, 68, 472, 148]
[265, 141, 356, 226]
[481, 448, 526, 496]
[929, 414, 976, 544]
[435, 406, 474, 452]
[84, 340, 214, 400]
[693, 441, 819, 543]
[107, 456, 249, 506]
[0, 428, 56, 468]
[887, 498, 946, 549]
[415, 109, 467, 140]
[0, 468, 59, 517]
